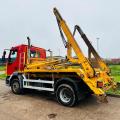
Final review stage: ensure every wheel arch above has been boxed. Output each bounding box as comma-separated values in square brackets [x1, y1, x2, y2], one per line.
[55, 77, 92, 100]
[55, 78, 79, 94]
[9, 72, 24, 89]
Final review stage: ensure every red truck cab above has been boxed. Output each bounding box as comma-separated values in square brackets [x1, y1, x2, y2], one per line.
[6, 44, 46, 76]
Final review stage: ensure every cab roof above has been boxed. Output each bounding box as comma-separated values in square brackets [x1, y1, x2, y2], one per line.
[11, 44, 46, 51]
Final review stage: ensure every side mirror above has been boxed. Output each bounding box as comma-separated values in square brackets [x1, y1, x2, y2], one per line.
[2, 50, 6, 62]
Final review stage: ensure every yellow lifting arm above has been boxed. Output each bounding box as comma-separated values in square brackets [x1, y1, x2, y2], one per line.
[53, 8, 95, 78]
[73, 25, 110, 73]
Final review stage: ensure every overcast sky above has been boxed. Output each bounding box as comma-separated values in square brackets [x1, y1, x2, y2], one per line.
[0, 0, 120, 58]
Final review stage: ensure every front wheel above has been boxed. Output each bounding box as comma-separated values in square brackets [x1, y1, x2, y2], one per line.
[11, 79, 23, 94]
[56, 84, 77, 107]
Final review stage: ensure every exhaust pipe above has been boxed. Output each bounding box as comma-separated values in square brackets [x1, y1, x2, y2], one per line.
[27, 37, 31, 64]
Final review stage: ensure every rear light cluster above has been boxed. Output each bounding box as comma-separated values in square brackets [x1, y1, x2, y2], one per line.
[97, 81, 103, 88]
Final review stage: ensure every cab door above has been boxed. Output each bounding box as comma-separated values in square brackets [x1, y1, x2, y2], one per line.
[7, 49, 18, 76]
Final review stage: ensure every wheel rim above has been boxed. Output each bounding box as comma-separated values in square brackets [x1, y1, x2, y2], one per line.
[13, 82, 19, 92]
[59, 88, 72, 103]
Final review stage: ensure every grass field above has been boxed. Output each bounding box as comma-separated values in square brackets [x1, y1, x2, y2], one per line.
[106, 65, 120, 95]
[0, 73, 6, 80]
[0, 66, 5, 71]
[0, 66, 6, 79]
[109, 65, 120, 82]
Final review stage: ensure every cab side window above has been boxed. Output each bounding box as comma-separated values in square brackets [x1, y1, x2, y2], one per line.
[30, 51, 36, 58]
[9, 50, 17, 63]
[30, 50, 41, 58]
[37, 51, 40, 58]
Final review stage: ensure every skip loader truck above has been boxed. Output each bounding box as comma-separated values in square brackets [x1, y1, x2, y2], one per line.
[3, 8, 116, 106]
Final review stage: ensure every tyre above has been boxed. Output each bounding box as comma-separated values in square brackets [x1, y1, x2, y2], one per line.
[56, 84, 77, 107]
[11, 79, 23, 94]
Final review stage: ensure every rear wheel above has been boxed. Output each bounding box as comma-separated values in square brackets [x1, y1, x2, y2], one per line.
[56, 84, 77, 107]
[11, 79, 23, 94]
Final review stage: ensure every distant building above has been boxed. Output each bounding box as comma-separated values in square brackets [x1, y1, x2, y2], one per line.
[111, 58, 120, 64]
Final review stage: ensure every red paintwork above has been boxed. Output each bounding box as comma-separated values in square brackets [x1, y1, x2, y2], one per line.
[7, 44, 46, 76]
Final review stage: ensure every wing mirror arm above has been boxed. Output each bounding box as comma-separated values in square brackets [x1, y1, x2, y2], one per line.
[2, 50, 6, 62]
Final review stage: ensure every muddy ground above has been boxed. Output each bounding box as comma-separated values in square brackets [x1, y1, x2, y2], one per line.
[0, 80, 120, 120]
